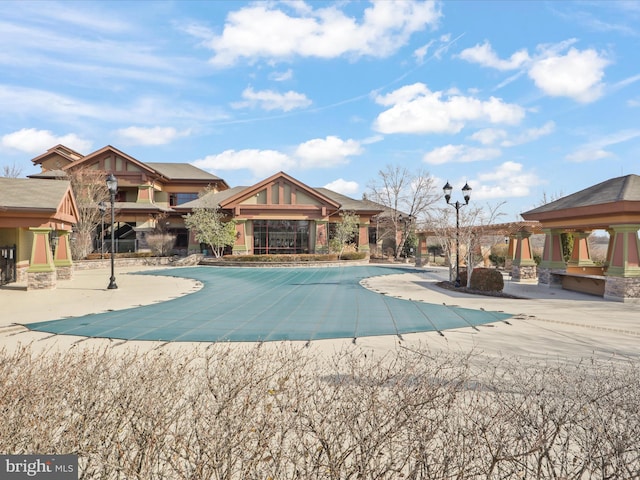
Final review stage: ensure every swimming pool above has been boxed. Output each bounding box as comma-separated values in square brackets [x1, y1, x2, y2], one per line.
[26, 266, 512, 342]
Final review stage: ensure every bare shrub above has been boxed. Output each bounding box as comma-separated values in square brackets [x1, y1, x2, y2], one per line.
[1, 345, 638, 479]
[145, 233, 176, 256]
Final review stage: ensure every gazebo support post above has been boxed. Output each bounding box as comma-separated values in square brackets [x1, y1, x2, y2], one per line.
[537, 228, 565, 287]
[511, 229, 537, 282]
[604, 224, 640, 303]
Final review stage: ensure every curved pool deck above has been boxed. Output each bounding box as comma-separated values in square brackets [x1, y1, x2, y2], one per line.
[26, 266, 513, 343]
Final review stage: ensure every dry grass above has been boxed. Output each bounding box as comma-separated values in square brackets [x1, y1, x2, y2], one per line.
[1, 344, 638, 479]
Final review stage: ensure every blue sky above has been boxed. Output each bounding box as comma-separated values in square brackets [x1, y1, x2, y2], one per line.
[1, 1, 639, 221]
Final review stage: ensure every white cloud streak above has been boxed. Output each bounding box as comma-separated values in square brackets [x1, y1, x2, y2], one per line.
[115, 126, 191, 146]
[232, 87, 312, 112]
[423, 144, 502, 165]
[565, 129, 640, 162]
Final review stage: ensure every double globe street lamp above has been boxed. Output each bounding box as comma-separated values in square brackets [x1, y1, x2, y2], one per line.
[443, 181, 472, 287]
[106, 173, 118, 290]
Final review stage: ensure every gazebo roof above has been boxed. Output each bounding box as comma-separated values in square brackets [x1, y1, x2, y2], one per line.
[521, 174, 640, 229]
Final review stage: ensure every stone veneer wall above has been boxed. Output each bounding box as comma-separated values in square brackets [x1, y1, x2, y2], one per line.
[511, 265, 537, 282]
[73, 257, 172, 270]
[604, 276, 640, 303]
[27, 271, 56, 290]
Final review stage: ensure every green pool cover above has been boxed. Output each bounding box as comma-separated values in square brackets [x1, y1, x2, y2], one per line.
[26, 266, 513, 342]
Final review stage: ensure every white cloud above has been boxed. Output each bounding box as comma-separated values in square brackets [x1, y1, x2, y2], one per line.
[565, 149, 613, 162]
[0, 85, 227, 125]
[458, 40, 610, 103]
[202, 1, 441, 67]
[324, 178, 359, 195]
[458, 41, 530, 71]
[413, 39, 435, 63]
[115, 126, 190, 146]
[361, 134, 384, 145]
[192, 149, 296, 177]
[470, 128, 507, 145]
[191, 135, 363, 177]
[1, 128, 92, 154]
[565, 129, 640, 162]
[295, 136, 363, 168]
[472, 161, 543, 199]
[501, 121, 555, 147]
[269, 69, 293, 81]
[232, 87, 312, 111]
[423, 144, 502, 165]
[374, 83, 525, 135]
[528, 47, 609, 103]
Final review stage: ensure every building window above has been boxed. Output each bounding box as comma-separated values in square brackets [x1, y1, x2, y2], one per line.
[253, 220, 309, 254]
[170, 192, 199, 206]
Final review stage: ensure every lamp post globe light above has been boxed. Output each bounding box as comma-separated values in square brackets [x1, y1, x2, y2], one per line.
[106, 173, 118, 290]
[443, 181, 472, 287]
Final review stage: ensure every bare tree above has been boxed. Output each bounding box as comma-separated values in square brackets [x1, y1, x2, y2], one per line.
[427, 201, 505, 285]
[1, 162, 23, 178]
[145, 213, 176, 256]
[66, 166, 110, 260]
[366, 165, 439, 259]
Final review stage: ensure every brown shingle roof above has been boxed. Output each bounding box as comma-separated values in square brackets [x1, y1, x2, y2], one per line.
[146, 162, 225, 182]
[314, 188, 384, 213]
[177, 186, 247, 209]
[522, 174, 640, 216]
[0, 177, 72, 210]
[27, 169, 68, 179]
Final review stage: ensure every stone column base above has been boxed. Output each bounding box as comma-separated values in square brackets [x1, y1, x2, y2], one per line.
[28, 270, 57, 290]
[55, 265, 73, 280]
[512, 264, 537, 282]
[538, 268, 563, 287]
[604, 276, 640, 303]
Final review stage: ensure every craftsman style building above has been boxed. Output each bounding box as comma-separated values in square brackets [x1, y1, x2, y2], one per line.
[178, 171, 384, 256]
[1, 145, 387, 289]
[27, 144, 384, 257]
[29, 144, 229, 254]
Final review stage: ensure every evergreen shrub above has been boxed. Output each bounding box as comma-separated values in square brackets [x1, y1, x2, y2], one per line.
[459, 267, 504, 292]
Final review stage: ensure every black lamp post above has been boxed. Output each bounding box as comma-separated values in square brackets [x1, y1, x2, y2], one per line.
[443, 181, 472, 287]
[106, 174, 118, 289]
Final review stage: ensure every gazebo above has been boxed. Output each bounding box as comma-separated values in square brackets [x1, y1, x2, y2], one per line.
[521, 174, 640, 303]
